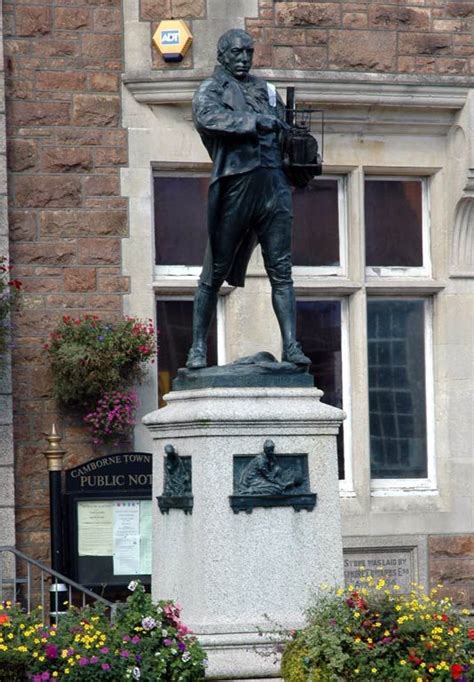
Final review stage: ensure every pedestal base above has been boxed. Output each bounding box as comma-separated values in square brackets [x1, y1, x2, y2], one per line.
[144, 387, 345, 679]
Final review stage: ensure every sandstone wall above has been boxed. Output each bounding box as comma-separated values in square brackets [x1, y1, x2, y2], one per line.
[136, 0, 474, 76]
[3, 0, 128, 563]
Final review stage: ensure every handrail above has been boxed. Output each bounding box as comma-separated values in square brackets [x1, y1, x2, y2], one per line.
[0, 545, 117, 619]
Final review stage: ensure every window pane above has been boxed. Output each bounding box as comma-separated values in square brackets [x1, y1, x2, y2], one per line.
[365, 180, 423, 267]
[296, 300, 344, 478]
[292, 179, 339, 266]
[157, 300, 217, 405]
[368, 299, 427, 478]
[154, 176, 209, 265]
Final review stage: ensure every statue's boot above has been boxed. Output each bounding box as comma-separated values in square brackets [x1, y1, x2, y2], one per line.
[186, 285, 218, 369]
[272, 284, 311, 366]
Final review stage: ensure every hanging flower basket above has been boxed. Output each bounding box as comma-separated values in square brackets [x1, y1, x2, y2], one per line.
[46, 315, 157, 443]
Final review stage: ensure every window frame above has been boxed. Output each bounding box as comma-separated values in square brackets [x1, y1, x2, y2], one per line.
[364, 175, 431, 280]
[292, 174, 348, 277]
[368, 295, 437, 494]
[296, 295, 353, 491]
[151, 165, 440, 495]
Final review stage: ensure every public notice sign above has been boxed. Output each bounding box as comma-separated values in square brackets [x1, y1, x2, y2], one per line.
[65, 453, 152, 586]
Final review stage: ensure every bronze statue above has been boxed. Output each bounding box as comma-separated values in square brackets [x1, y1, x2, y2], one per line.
[163, 444, 191, 497]
[186, 28, 314, 370]
[237, 439, 302, 495]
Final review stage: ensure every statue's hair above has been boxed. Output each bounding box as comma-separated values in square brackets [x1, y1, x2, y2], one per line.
[217, 29, 254, 62]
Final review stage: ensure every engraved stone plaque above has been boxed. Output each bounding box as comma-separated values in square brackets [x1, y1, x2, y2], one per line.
[343, 548, 415, 591]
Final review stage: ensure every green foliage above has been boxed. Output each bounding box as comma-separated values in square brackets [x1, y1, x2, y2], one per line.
[46, 315, 157, 409]
[281, 577, 474, 682]
[0, 581, 206, 681]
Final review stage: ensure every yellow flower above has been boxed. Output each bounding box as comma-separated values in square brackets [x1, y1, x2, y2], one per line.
[353, 611, 360, 618]
[371, 668, 377, 674]
[400, 660, 407, 666]
[354, 669, 359, 675]
[39, 656, 45, 662]
[65, 669, 70, 675]
[384, 630, 390, 637]
[52, 673, 58, 678]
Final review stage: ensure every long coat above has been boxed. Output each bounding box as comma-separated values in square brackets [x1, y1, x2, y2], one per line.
[192, 66, 287, 288]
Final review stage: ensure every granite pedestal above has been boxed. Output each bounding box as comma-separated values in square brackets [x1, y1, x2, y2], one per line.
[143, 367, 345, 679]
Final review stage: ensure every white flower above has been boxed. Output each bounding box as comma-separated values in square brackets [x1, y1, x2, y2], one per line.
[182, 651, 191, 662]
[141, 616, 157, 631]
[161, 629, 168, 637]
[132, 667, 141, 679]
[127, 580, 138, 592]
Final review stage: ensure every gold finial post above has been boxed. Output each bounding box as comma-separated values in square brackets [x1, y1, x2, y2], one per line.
[43, 424, 67, 472]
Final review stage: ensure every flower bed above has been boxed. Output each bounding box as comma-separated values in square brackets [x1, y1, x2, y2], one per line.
[0, 581, 206, 681]
[281, 577, 473, 681]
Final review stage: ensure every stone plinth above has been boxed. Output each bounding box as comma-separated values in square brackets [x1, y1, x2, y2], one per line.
[143, 386, 344, 679]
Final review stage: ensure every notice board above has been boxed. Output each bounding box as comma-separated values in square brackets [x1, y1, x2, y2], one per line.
[64, 453, 152, 587]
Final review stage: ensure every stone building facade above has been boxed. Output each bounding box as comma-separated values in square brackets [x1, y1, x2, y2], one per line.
[1, 0, 473, 607]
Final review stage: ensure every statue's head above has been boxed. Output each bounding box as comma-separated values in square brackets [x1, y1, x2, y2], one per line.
[263, 439, 275, 457]
[164, 443, 177, 458]
[217, 29, 254, 80]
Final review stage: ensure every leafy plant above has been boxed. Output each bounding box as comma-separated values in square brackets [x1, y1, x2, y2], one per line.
[46, 315, 157, 442]
[281, 577, 473, 681]
[0, 255, 22, 356]
[46, 316, 156, 408]
[0, 581, 206, 680]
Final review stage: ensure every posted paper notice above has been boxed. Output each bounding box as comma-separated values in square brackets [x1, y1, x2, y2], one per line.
[139, 500, 152, 574]
[78, 501, 113, 557]
[113, 501, 140, 575]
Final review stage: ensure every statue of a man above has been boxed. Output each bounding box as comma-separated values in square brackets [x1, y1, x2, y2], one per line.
[237, 439, 302, 495]
[186, 28, 311, 370]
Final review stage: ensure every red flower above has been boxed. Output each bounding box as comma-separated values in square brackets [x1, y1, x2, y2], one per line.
[451, 663, 464, 680]
[468, 628, 474, 640]
[0, 614, 9, 624]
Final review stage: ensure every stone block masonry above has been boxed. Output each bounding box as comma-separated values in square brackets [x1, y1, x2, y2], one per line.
[3, 0, 129, 566]
[244, 0, 474, 75]
[429, 535, 474, 608]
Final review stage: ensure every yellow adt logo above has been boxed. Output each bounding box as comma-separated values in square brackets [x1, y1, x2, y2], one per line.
[153, 20, 193, 63]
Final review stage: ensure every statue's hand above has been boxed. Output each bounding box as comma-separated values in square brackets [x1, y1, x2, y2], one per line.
[257, 114, 278, 133]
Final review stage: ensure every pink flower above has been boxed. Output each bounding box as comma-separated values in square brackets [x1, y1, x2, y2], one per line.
[101, 663, 111, 671]
[45, 644, 58, 659]
[79, 656, 89, 666]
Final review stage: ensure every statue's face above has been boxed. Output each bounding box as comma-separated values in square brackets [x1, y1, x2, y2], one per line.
[221, 35, 254, 80]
